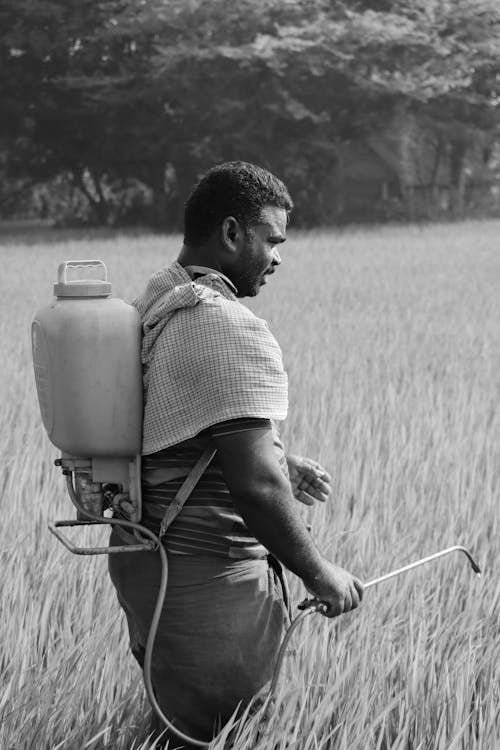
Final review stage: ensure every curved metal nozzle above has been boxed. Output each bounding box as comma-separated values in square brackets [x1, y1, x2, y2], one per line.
[365, 545, 481, 589]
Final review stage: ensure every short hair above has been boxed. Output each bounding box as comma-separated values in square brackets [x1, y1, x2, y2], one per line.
[183, 161, 293, 246]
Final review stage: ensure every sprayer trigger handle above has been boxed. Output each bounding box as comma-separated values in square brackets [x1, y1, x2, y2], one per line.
[298, 597, 329, 614]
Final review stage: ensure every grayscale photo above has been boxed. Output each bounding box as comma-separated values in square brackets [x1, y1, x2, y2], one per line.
[1, 2, 498, 748]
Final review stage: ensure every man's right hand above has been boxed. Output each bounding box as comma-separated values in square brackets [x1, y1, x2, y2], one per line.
[303, 560, 364, 618]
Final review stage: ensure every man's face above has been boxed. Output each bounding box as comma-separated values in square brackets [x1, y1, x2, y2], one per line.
[233, 205, 288, 298]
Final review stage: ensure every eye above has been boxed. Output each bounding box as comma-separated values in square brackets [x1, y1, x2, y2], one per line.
[268, 236, 283, 247]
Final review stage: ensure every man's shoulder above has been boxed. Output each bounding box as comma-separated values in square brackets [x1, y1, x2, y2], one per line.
[176, 290, 268, 334]
[160, 293, 281, 374]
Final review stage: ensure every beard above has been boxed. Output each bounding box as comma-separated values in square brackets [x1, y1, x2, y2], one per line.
[233, 232, 272, 297]
[233, 259, 270, 297]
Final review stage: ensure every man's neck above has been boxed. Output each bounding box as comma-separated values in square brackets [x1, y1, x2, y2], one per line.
[177, 245, 237, 294]
[177, 244, 221, 271]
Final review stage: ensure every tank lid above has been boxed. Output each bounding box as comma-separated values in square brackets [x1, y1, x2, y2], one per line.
[54, 260, 112, 297]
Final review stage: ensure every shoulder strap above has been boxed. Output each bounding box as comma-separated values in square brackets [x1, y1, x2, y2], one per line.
[159, 445, 217, 539]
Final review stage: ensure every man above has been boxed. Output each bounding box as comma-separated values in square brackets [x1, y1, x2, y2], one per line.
[108, 161, 363, 748]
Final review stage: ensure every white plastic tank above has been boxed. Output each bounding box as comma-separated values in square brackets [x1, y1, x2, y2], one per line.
[32, 260, 143, 458]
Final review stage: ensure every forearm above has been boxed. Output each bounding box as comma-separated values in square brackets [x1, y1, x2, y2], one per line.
[232, 477, 326, 586]
[212, 426, 362, 615]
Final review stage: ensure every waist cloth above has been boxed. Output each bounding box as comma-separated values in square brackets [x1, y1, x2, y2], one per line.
[108, 526, 291, 746]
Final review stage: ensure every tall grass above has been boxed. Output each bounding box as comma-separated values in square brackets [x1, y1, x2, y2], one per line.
[0, 221, 498, 749]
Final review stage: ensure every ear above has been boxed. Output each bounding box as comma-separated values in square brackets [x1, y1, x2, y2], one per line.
[221, 216, 244, 254]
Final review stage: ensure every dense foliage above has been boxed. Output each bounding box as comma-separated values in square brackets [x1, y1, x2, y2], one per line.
[1, 0, 500, 225]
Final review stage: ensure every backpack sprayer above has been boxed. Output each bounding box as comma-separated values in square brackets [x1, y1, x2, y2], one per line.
[32, 260, 482, 749]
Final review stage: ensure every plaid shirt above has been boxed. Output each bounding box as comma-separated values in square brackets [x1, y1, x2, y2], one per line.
[133, 262, 288, 455]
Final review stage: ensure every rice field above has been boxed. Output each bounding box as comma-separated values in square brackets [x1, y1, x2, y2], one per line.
[0, 220, 499, 749]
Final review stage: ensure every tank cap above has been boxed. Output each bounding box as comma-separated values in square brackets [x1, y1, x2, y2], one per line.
[54, 260, 112, 297]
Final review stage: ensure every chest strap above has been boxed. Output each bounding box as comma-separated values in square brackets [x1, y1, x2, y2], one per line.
[159, 445, 217, 539]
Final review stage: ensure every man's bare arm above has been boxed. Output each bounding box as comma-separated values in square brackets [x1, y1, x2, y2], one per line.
[211, 426, 363, 617]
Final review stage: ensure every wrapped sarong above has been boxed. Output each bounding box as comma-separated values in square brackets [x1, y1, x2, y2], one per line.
[108, 529, 290, 747]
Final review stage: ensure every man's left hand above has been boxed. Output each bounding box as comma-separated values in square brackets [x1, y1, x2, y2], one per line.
[286, 454, 332, 506]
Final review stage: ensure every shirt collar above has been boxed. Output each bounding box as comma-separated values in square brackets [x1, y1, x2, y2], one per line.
[183, 265, 238, 295]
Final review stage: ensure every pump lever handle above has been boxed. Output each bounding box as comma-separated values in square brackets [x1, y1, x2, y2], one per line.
[48, 520, 155, 555]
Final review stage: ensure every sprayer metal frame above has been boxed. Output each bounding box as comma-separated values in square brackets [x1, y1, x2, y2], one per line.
[50, 455, 152, 555]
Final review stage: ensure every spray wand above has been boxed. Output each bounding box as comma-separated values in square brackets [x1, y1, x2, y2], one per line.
[269, 545, 481, 700]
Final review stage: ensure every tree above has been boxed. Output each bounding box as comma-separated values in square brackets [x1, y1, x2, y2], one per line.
[2, 0, 499, 224]
[0, 0, 135, 222]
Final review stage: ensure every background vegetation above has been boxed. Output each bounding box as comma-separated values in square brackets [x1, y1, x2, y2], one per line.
[1, 221, 498, 748]
[2, 0, 500, 227]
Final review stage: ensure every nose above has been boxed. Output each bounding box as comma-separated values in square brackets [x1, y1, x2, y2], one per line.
[272, 248, 282, 266]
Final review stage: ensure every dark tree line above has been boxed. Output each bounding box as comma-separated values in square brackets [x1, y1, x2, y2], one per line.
[1, 0, 500, 226]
